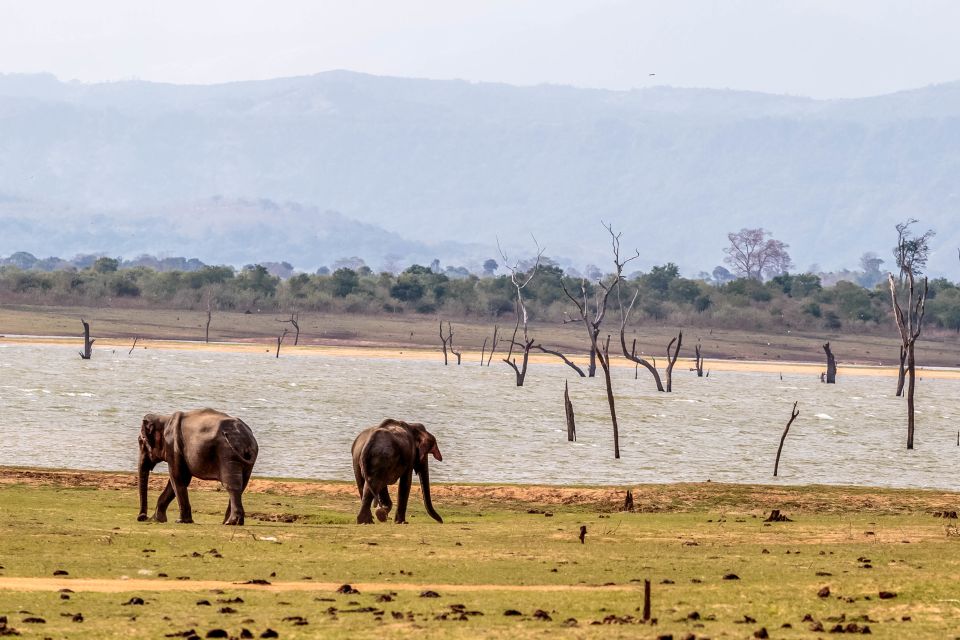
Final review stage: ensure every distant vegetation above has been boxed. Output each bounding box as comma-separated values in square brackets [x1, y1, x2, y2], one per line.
[3, 250, 960, 335]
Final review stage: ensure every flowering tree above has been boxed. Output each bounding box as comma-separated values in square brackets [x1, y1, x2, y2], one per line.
[723, 228, 793, 280]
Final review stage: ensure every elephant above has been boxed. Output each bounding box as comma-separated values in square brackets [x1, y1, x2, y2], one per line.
[137, 408, 258, 525]
[352, 419, 443, 524]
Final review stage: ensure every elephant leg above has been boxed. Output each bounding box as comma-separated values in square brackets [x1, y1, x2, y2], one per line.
[170, 466, 194, 524]
[354, 463, 365, 498]
[395, 469, 413, 524]
[357, 483, 376, 524]
[375, 487, 392, 522]
[152, 480, 176, 523]
[222, 465, 249, 526]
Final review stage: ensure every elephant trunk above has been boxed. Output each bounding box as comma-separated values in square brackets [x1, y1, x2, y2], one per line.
[416, 461, 443, 523]
[137, 449, 155, 521]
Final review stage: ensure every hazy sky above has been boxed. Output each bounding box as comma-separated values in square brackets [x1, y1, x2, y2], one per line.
[2, 0, 959, 98]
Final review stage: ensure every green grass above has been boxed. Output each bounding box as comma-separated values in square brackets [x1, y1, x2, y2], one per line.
[2, 478, 960, 638]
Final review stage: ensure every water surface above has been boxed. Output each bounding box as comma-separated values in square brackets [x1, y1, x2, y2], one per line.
[1, 343, 958, 490]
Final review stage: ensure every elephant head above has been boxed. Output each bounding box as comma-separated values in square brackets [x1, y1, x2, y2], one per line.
[407, 422, 443, 523]
[137, 413, 168, 521]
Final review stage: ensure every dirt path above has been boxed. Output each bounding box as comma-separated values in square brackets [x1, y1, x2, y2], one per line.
[0, 577, 640, 594]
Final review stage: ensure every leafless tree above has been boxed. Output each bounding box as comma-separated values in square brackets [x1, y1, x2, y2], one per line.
[485, 325, 499, 366]
[664, 330, 683, 392]
[691, 339, 705, 377]
[773, 401, 800, 477]
[279, 311, 301, 346]
[822, 342, 837, 384]
[440, 321, 461, 365]
[533, 343, 586, 376]
[723, 228, 793, 280]
[205, 299, 213, 344]
[619, 291, 665, 392]
[888, 220, 933, 450]
[79, 318, 94, 359]
[128, 336, 139, 355]
[439, 321, 450, 365]
[499, 238, 543, 386]
[563, 224, 634, 457]
[276, 328, 288, 358]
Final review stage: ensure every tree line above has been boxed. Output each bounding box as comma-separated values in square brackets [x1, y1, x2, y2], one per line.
[2, 251, 959, 335]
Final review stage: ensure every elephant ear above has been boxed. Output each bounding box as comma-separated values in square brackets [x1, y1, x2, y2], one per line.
[413, 426, 442, 465]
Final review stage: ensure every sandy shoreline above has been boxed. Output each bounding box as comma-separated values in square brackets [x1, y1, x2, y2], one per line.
[3, 334, 959, 379]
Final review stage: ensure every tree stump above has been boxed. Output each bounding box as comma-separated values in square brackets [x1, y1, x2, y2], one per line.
[564, 380, 576, 442]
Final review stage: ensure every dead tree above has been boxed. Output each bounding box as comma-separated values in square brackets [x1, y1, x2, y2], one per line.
[440, 321, 462, 365]
[822, 342, 837, 384]
[276, 328, 288, 358]
[773, 401, 800, 476]
[205, 299, 213, 344]
[79, 318, 94, 359]
[128, 336, 139, 355]
[485, 325, 499, 366]
[895, 345, 907, 397]
[888, 219, 934, 450]
[480, 337, 488, 365]
[563, 225, 633, 458]
[889, 273, 928, 450]
[534, 344, 586, 377]
[618, 294, 665, 392]
[439, 321, 450, 365]
[564, 380, 576, 441]
[284, 312, 301, 346]
[499, 239, 543, 386]
[503, 301, 535, 385]
[691, 339, 705, 377]
[664, 331, 683, 392]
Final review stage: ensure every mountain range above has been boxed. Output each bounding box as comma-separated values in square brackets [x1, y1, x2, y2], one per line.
[1, 70, 958, 276]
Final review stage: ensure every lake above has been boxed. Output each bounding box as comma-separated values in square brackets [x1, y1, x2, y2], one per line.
[1, 343, 958, 490]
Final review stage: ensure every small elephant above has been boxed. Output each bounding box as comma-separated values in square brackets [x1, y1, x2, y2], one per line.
[352, 419, 443, 524]
[137, 408, 258, 525]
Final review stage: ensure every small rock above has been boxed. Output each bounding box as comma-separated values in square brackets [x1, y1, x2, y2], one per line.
[722, 573, 740, 580]
[879, 591, 897, 599]
[336, 584, 358, 594]
[240, 631, 254, 640]
[52, 570, 69, 576]
[123, 597, 145, 606]
[205, 631, 228, 639]
[503, 609, 523, 616]
[532, 609, 552, 621]
[817, 586, 831, 598]
[754, 628, 769, 639]
[22, 617, 45, 624]
[420, 590, 440, 598]
[196, 600, 211, 606]
[260, 630, 279, 639]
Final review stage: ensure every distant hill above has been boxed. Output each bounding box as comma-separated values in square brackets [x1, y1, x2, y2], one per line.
[1, 71, 958, 275]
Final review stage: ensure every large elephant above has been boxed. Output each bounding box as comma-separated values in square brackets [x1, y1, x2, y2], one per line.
[352, 419, 443, 524]
[137, 408, 258, 525]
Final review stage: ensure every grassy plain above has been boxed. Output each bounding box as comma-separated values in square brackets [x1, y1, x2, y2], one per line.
[3, 302, 960, 368]
[2, 469, 960, 638]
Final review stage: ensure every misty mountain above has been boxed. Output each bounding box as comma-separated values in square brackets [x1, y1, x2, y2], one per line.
[1, 71, 958, 275]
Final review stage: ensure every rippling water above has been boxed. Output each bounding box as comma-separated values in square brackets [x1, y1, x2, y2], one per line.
[1, 343, 959, 490]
